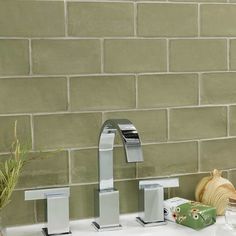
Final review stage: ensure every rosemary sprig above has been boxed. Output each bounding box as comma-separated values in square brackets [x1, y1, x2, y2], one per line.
[0, 121, 28, 210]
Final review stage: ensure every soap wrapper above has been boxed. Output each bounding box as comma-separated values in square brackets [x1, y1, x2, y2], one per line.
[164, 197, 216, 230]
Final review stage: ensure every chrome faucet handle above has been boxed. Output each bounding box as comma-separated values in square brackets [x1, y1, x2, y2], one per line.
[25, 188, 72, 236]
[137, 178, 179, 227]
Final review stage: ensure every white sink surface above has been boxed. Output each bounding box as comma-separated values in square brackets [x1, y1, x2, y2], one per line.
[6, 214, 236, 236]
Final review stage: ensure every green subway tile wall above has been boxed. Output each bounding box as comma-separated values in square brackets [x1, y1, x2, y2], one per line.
[1, 0, 236, 226]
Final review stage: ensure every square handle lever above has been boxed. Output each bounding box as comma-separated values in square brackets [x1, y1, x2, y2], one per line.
[137, 178, 179, 227]
[25, 188, 72, 236]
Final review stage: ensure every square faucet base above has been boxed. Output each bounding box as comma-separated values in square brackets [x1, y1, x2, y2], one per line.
[92, 222, 122, 232]
[136, 217, 167, 227]
[42, 228, 72, 236]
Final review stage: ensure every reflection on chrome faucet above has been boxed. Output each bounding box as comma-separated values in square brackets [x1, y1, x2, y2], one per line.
[92, 119, 144, 231]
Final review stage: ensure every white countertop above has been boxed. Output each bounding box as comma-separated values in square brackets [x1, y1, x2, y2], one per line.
[6, 214, 236, 236]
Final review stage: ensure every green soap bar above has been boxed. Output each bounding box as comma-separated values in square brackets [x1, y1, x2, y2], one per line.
[175, 201, 216, 230]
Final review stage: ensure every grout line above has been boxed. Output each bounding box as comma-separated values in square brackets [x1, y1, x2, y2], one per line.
[101, 39, 104, 73]
[197, 140, 201, 172]
[29, 39, 33, 75]
[198, 73, 201, 105]
[67, 76, 71, 111]
[140, 136, 236, 145]
[1, 71, 236, 80]
[64, 0, 69, 37]
[2, 36, 236, 40]
[135, 75, 138, 109]
[0, 104, 234, 117]
[64, 0, 236, 4]
[68, 149, 72, 184]
[134, 2, 138, 37]
[227, 38, 230, 71]
[227, 105, 230, 137]
[166, 39, 170, 72]
[30, 115, 35, 150]
[167, 108, 170, 141]
[198, 4, 201, 37]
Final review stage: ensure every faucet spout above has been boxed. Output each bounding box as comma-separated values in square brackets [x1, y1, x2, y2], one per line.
[98, 119, 143, 191]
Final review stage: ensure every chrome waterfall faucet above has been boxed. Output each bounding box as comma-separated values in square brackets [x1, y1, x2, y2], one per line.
[92, 119, 144, 231]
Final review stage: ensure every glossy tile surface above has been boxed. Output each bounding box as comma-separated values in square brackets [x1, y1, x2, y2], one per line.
[137, 142, 198, 178]
[34, 113, 102, 149]
[200, 138, 236, 171]
[68, 2, 134, 37]
[138, 3, 198, 37]
[170, 39, 227, 71]
[201, 73, 236, 104]
[32, 40, 101, 75]
[0, 1, 65, 37]
[170, 107, 227, 140]
[138, 74, 198, 108]
[0, 77, 67, 113]
[0, 40, 29, 75]
[104, 39, 167, 73]
[70, 76, 136, 111]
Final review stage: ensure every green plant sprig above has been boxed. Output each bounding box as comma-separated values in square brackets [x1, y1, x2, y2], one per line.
[0, 121, 28, 210]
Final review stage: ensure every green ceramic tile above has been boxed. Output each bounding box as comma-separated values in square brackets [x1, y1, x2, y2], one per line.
[200, 138, 236, 171]
[115, 180, 139, 214]
[0, 77, 67, 114]
[104, 110, 167, 143]
[104, 39, 167, 73]
[169, 173, 209, 201]
[70, 76, 136, 111]
[230, 106, 236, 135]
[201, 73, 236, 104]
[0, 40, 29, 76]
[17, 151, 69, 189]
[230, 40, 236, 70]
[69, 184, 97, 220]
[34, 113, 102, 150]
[170, 107, 227, 140]
[32, 40, 101, 75]
[138, 74, 198, 108]
[68, 2, 134, 37]
[137, 3, 197, 37]
[201, 5, 236, 36]
[137, 142, 198, 178]
[0, 116, 31, 153]
[0, 1, 65, 37]
[71, 149, 98, 184]
[2, 190, 35, 226]
[170, 39, 227, 72]
[71, 147, 136, 184]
